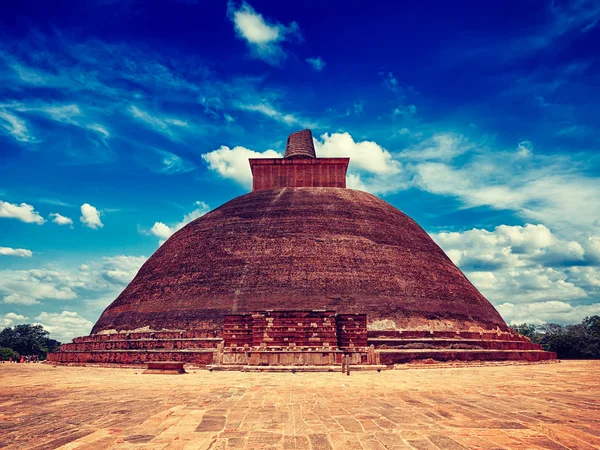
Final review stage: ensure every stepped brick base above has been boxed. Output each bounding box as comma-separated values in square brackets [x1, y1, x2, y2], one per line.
[367, 330, 556, 366]
[47, 331, 220, 366]
[48, 312, 556, 368]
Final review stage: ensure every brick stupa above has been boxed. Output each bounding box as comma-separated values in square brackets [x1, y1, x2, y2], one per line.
[49, 130, 555, 368]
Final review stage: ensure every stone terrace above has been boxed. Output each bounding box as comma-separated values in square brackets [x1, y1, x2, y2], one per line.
[1, 361, 599, 449]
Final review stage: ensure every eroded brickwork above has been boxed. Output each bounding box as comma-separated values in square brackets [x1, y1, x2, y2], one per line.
[222, 311, 366, 350]
[283, 129, 316, 158]
[250, 158, 349, 190]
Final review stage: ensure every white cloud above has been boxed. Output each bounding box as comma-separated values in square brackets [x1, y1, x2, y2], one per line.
[0, 255, 146, 308]
[34, 311, 94, 342]
[151, 222, 172, 240]
[100, 255, 146, 284]
[315, 132, 401, 176]
[306, 57, 326, 71]
[0, 312, 29, 328]
[517, 140, 533, 157]
[1, 270, 78, 305]
[202, 132, 404, 195]
[49, 213, 73, 227]
[202, 145, 281, 187]
[4, 103, 112, 142]
[0, 247, 32, 257]
[87, 123, 110, 137]
[39, 104, 82, 123]
[400, 133, 473, 161]
[433, 224, 589, 270]
[413, 142, 600, 233]
[179, 201, 211, 225]
[498, 302, 600, 326]
[392, 104, 417, 117]
[129, 105, 188, 139]
[235, 101, 314, 128]
[0, 109, 35, 142]
[80, 203, 103, 229]
[0, 200, 45, 224]
[315, 132, 405, 195]
[157, 150, 195, 175]
[150, 201, 211, 243]
[227, 1, 301, 65]
[432, 224, 600, 324]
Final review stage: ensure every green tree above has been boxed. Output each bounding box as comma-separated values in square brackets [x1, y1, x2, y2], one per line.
[511, 318, 600, 359]
[0, 324, 61, 360]
[0, 347, 19, 361]
[510, 323, 540, 342]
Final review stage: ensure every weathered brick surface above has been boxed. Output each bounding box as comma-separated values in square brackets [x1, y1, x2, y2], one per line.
[283, 129, 316, 159]
[46, 349, 216, 365]
[221, 311, 367, 351]
[92, 188, 511, 335]
[250, 157, 349, 190]
[377, 349, 556, 364]
[367, 330, 531, 341]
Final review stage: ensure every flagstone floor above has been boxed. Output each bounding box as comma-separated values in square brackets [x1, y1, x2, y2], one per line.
[0, 361, 599, 449]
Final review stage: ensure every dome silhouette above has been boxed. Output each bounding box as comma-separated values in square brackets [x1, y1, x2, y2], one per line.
[92, 187, 508, 334]
[50, 130, 555, 367]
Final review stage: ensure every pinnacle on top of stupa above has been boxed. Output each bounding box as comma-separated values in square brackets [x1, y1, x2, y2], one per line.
[284, 129, 316, 159]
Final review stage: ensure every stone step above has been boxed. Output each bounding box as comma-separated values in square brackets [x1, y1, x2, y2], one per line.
[72, 332, 219, 343]
[376, 349, 556, 365]
[46, 349, 217, 366]
[368, 338, 543, 350]
[367, 331, 530, 341]
[206, 364, 387, 372]
[59, 338, 222, 352]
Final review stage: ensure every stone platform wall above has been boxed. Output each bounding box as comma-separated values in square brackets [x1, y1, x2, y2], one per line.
[249, 158, 349, 191]
[48, 315, 556, 368]
[222, 311, 367, 350]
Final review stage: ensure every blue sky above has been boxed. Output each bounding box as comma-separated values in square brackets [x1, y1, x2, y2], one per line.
[1, 0, 599, 340]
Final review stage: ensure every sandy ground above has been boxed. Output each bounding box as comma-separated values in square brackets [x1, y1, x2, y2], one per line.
[0, 360, 599, 449]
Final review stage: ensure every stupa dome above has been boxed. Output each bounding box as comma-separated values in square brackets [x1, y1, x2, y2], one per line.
[92, 187, 508, 334]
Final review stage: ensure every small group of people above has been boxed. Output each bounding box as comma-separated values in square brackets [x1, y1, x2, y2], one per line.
[7, 355, 38, 363]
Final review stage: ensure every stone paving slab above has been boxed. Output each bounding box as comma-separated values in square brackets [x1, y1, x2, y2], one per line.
[0, 361, 599, 449]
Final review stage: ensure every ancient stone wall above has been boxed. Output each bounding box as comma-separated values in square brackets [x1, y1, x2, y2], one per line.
[222, 310, 367, 350]
[249, 158, 349, 191]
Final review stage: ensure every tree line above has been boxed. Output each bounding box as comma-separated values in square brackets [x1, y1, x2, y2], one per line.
[511, 315, 600, 359]
[0, 324, 61, 361]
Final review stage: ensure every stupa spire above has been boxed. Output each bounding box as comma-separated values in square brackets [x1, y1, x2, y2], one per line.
[284, 129, 316, 159]
[249, 129, 349, 191]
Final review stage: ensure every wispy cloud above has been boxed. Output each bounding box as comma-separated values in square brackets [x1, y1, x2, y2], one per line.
[236, 101, 316, 128]
[0, 109, 36, 143]
[306, 57, 326, 71]
[128, 105, 188, 140]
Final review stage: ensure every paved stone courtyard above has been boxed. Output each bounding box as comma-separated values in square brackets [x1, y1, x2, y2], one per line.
[1, 361, 599, 449]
